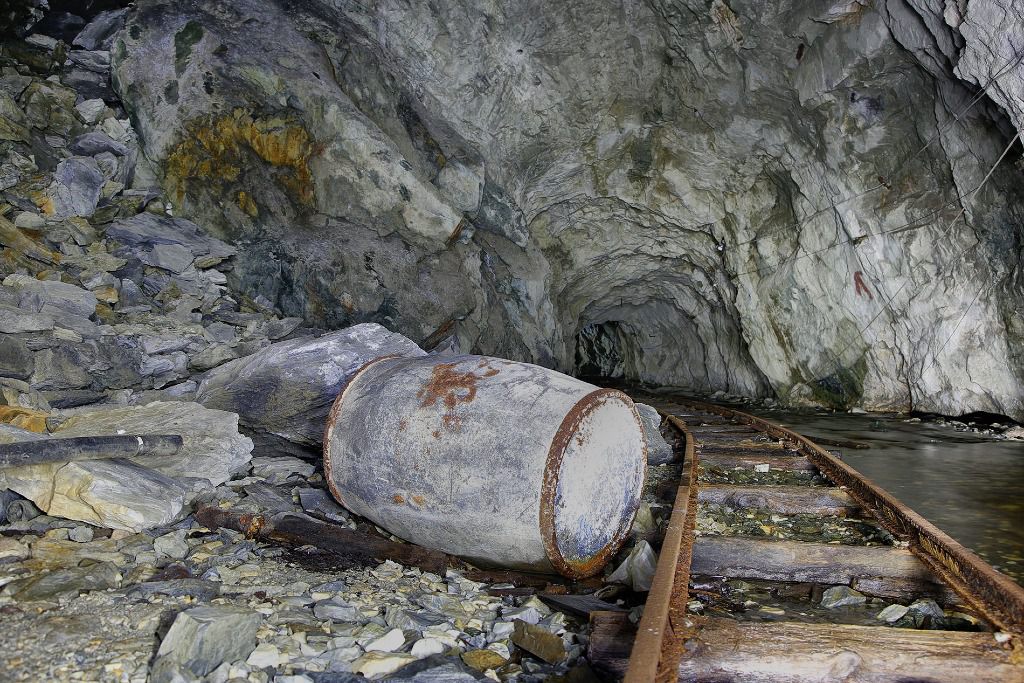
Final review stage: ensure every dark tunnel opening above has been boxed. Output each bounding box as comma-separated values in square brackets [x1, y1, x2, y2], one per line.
[574, 321, 632, 381]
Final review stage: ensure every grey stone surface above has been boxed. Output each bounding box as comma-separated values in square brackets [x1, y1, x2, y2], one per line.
[634, 403, 673, 465]
[73, 8, 128, 51]
[3, 274, 97, 318]
[251, 455, 315, 484]
[954, 0, 1024, 138]
[313, 599, 361, 622]
[48, 157, 105, 219]
[4, 561, 121, 602]
[195, 323, 425, 447]
[111, 0, 1024, 419]
[69, 131, 129, 157]
[0, 304, 54, 333]
[151, 606, 261, 682]
[154, 529, 189, 559]
[105, 212, 236, 263]
[52, 401, 254, 489]
[145, 243, 194, 273]
[2, 401, 253, 530]
[820, 586, 867, 609]
[0, 335, 33, 379]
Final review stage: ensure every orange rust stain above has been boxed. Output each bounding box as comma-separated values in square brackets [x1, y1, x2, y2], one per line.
[416, 361, 501, 431]
[411, 495, 425, 506]
[398, 419, 408, 432]
[431, 430, 441, 439]
[393, 494, 405, 504]
[237, 190, 258, 217]
[165, 108, 316, 210]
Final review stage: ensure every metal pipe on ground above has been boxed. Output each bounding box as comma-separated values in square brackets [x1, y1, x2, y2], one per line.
[323, 354, 648, 578]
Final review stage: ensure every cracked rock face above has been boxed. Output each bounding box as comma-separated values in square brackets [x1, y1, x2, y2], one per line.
[113, 0, 1024, 417]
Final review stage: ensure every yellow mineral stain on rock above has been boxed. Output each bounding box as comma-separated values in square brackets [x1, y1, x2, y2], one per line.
[165, 108, 315, 208]
[237, 190, 258, 217]
[92, 285, 119, 304]
[0, 406, 49, 433]
[461, 649, 508, 671]
[33, 192, 54, 216]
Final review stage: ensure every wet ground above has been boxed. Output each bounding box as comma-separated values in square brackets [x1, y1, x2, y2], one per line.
[736, 405, 1024, 585]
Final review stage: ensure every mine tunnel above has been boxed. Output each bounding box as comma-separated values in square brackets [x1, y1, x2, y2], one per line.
[574, 321, 633, 381]
[1, 0, 1024, 680]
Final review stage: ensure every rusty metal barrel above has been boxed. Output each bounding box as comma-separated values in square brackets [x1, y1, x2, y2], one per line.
[323, 354, 647, 578]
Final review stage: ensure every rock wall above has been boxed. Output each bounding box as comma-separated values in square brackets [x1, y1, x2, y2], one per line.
[112, 0, 1024, 418]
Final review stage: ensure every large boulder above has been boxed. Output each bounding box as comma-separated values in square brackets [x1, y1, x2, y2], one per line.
[195, 323, 425, 449]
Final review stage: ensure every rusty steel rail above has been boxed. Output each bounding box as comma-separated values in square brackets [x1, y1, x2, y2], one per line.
[624, 413, 701, 683]
[673, 397, 1024, 638]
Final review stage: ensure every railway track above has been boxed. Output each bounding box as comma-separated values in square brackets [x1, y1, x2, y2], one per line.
[589, 394, 1024, 682]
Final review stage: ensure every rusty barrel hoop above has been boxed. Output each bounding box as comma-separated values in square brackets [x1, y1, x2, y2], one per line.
[541, 387, 646, 577]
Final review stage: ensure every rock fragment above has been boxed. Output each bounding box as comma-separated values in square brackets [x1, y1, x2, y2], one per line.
[47, 157, 105, 218]
[511, 620, 566, 664]
[2, 401, 252, 530]
[820, 586, 867, 608]
[635, 403, 673, 465]
[150, 606, 260, 682]
[876, 603, 910, 623]
[352, 652, 418, 679]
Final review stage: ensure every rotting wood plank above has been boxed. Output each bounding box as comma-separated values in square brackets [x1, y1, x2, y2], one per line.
[589, 610, 636, 668]
[596, 617, 1022, 682]
[196, 507, 450, 575]
[697, 433, 783, 445]
[697, 484, 856, 515]
[696, 441, 797, 453]
[699, 452, 816, 472]
[688, 425, 759, 435]
[691, 536, 935, 586]
[463, 568, 573, 589]
[538, 593, 626, 617]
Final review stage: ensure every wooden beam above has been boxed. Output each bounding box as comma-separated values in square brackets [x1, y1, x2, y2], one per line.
[538, 593, 626, 617]
[851, 575, 962, 606]
[699, 452, 815, 472]
[698, 439, 790, 450]
[698, 484, 856, 515]
[691, 536, 935, 586]
[689, 426, 759, 435]
[589, 610, 636, 670]
[195, 507, 450, 575]
[680, 618, 1020, 682]
[596, 617, 1021, 682]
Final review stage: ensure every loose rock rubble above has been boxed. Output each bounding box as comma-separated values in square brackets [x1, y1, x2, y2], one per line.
[0, 11, 621, 682]
[696, 503, 895, 546]
[0, 454, 604, 682]
[686, 577, 983, 632]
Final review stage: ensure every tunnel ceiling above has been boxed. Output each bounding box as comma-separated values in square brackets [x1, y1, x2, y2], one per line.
[111, 0, 1024, 417]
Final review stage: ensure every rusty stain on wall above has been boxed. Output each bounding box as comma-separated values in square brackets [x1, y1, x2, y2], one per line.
[165, 108, 316, 211]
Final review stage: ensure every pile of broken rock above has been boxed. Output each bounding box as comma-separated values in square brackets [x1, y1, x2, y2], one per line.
[0, 9, 677, 683]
